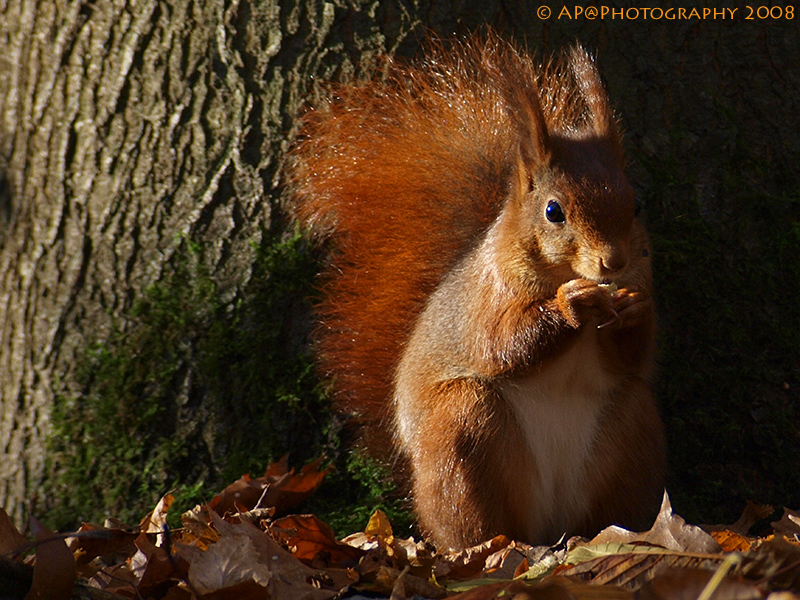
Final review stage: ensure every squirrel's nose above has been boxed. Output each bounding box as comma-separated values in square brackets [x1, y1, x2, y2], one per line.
[599, 250, 628, 275]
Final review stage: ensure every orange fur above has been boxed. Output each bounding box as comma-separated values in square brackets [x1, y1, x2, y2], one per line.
[286, 33, 665, 549]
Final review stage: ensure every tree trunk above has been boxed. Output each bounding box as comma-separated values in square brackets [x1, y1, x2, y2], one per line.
[0, 0, 394, 524]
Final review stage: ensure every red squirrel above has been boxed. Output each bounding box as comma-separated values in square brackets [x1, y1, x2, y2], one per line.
[286, 33, 665, 550]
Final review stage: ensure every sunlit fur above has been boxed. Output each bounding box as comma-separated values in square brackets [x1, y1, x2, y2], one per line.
[287, 32, 665, 550]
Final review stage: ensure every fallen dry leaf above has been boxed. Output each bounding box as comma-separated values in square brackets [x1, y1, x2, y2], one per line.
[208, 457, 332, 518]
[25, 516, 76, 600]
[0, 506, 28, 555]
[355, 559, 449, 599]
[265, 454, 292, 478]
[179, 509, 353, 600]
[179, 504, 222, 550]
[591, 492, 720, 553]
[391, 564, 449, 599]
[448, 576, 634, 600]
[141, 493, 174, 541]
[67, 521, 138, 568]
[725, 501, 775, 536]
[269, 458, 334, 503]
[343, 509, 427, 576]
[365, 509, 394, 541]
[0, 515, 35, 598]
[207, 473, 271, 516]
[738, 535, 800, 591]
[86, 560, 138, 594]
[638, 567, 761, 600]
[184, 531, 273, 594]
[130, 531, 188, 597]
[483, 540, 532, 579]
[271, 514, 364, 568]
[710, 529, 754, 553]
[335, 509, 447, 597]
[556, 544, 724, 590]
[516, 540, 572, 582]
[342, 509, 397, 553]
[435, 535, 513, 580]
[772, 509, 800, 538]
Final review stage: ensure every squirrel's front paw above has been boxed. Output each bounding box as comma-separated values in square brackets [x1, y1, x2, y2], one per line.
[556, 279, 617, 329]
[610, 287, 652, 329]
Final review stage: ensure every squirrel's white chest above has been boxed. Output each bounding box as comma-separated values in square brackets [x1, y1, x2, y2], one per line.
[496, 329, 615, 540]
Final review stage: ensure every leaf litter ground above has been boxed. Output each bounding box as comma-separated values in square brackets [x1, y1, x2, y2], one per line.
[2, 458, 800, 600]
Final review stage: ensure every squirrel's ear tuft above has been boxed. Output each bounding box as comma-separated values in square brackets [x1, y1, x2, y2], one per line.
[518, 101, 551, 168]
[569, 45, 613, 136]
[482, 36, 552, 167]
[508, 77, 551, 168]
[569, 45, 624, 163]
[509, 66, 551, 167]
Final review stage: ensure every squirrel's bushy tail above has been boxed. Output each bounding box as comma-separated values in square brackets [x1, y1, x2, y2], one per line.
[285, 33, 595, 445]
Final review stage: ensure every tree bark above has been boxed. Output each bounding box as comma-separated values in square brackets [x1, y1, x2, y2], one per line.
[0, 0, 434, 524]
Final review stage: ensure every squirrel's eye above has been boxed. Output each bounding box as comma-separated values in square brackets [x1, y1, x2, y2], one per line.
[545, 200, 566, 223]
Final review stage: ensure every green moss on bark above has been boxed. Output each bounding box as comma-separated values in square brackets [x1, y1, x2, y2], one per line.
[44, 229, 412, 534]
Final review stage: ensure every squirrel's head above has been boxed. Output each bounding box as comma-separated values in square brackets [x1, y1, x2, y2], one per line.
[497, 45, 650, 293]
[511, 146, 646, 286]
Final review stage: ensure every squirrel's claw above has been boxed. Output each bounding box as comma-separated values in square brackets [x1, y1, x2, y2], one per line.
[597, 314, 619, 329]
